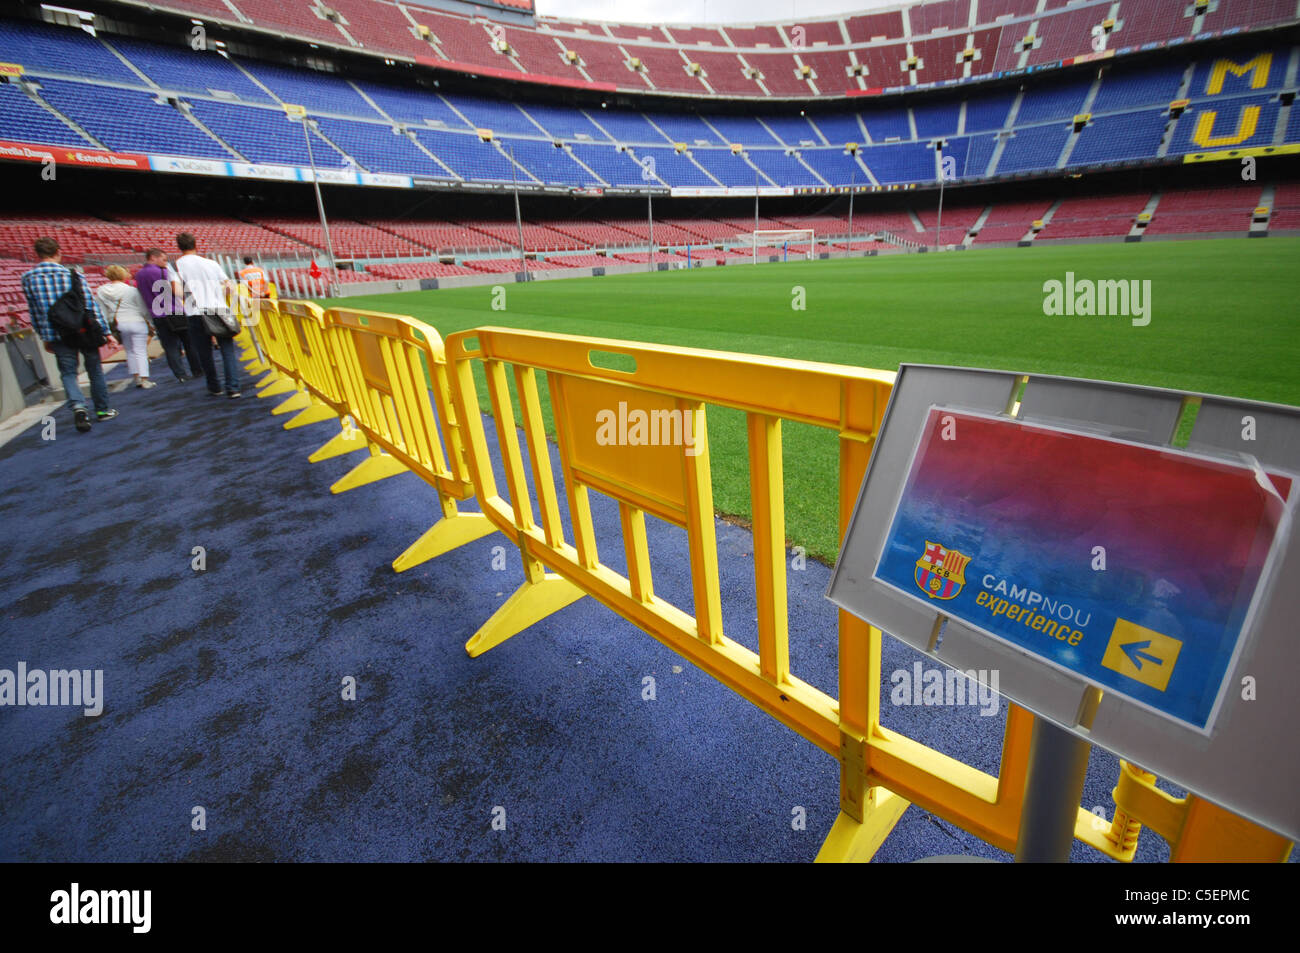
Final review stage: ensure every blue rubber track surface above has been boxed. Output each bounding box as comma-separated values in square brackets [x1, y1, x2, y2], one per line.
[0, 357, 1179, 862]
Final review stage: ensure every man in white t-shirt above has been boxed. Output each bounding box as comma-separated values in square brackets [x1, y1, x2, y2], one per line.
[174, 232, 243, 398]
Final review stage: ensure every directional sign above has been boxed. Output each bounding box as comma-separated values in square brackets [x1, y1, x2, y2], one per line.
[871, 407, 1291, 732]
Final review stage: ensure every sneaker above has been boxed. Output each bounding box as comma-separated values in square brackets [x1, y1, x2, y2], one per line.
[228, 391, 242, 399]
[96, 408, 118, 421]
[138, 379, 157, 389]
[74, 407, 91, 433]
[207, 389, 224, 397]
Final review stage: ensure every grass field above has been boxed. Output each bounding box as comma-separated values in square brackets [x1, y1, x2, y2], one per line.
[325, 239, 1300, 560]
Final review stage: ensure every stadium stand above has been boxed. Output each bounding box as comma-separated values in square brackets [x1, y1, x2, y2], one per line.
[1036, 193, 1150, 241]
[1143, 185, 1263, 235]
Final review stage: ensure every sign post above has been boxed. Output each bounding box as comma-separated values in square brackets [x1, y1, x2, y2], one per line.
[828, 365, 1300, 849]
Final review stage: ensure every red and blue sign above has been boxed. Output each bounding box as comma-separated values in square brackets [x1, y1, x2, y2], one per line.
[873, 408, 1292, 732]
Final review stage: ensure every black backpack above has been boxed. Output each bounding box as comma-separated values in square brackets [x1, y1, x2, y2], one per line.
[47, 267, 106, 350]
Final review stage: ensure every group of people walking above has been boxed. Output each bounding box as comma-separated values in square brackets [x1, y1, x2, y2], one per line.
[22, 233, 267, 432]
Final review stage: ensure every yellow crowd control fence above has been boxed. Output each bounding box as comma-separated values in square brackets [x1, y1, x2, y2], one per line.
[238, 305, 1290, 863]
[242, 297, 494, 571]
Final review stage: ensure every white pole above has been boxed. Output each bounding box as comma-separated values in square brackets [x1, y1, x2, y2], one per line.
[934, 140, 947, 253]
[302, 117, 338, 287]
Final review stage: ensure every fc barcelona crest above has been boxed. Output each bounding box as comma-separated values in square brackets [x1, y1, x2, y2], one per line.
[914, 540, 971, 600]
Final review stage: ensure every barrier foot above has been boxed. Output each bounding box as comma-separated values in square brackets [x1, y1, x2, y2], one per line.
[393, 512, 496, 572]
[254, 368, 282, 388]
[814, 788, 911, 863]
[258, 377, 297, 398]
[272, 391, 311, 415]
[330, 451, 407, 494]
[284, 403, 337, 431]
[465, 575, 585, 658]
[244, 357, 270, 375]
[308, 428, 365, 463]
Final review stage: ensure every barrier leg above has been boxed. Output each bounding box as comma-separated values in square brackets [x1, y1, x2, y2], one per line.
[816, 786, 912, 863]
[308, 425, 365, 462]
[393, 498, 495, 572]
[331, 445, 407, 494]
[272, 390, 311, 415]
[465, 558, 585, 658]
[284, 401, 337, 430]
[258, 376, 297, 398]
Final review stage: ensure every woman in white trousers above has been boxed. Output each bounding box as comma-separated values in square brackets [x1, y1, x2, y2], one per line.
[96, 265, 156, 389]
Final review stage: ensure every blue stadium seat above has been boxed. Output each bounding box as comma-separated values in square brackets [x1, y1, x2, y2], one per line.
[648, 113, 724, 145]
[626, 146, 717, 186]
[0, 81, 90, 147]
[961, 133, 999, 177]
[860, 108, 912, 142]
[1016, 78, 1093, 124]
[689, 148, 759, 185]
[747, 149, 823, 186]
[815, 112, 869, 144]
[186, 99, 349, 167]
[861, 140, 936, 183]
[568, 143, 647, 185]
[108, 39, 273, 103]
[1166, 94, 1281, 154]
[1185, 48, 1287, 97]
[702, 115, 782, 146]
[34, 79, 233, 159]
[0, 19, 140, 84]
[1091, 64, 1186, 114]
[313, 116, 451, 177]
[238, 60, 382, 118]
[520, 103, 612, 141]
[414, 129, 525, 182]
[586, 110, 670, 145]
[444, 95, 543, 137]
[761, 114, 824, 146]
[963, 93, 1015, 134]
[1069, 109, 1169, 166]
[996, 124, 1072, 173]
[351, 82, 469, 128]
[799, 148, 864, 184]
[912, 100, 961, 138]
[497, 137, 601, 185]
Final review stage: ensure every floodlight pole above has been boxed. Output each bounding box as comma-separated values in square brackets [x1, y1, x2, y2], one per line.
[647, 190, 655, 274]
[934, 139, 947, 253]
[848, 163, 856, 252]
[302, 117, 338, 291]
[509, 143, 528, 280]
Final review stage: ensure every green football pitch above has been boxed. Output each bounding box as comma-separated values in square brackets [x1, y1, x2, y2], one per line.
[326, 238, 1300, 560]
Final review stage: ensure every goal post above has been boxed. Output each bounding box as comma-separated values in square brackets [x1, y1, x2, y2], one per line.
[746, 229, 815, 261]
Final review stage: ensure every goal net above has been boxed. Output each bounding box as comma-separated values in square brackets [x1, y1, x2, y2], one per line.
[745, 229, 815, 260]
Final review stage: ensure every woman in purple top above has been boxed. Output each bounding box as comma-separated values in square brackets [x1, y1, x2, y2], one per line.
[135, 248, 201, 383]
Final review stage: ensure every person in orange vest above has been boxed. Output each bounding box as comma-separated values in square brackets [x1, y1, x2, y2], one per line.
[237, 257, 267, 298]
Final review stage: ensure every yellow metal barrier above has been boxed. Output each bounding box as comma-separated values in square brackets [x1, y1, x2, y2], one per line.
[441, 326, 1290, 862]
[443, 326, 919, 859]
[245, 297, 298, 399]
[324, 307, 495, 570]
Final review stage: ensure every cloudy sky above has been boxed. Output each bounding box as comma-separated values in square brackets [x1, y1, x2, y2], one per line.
[534, 0, 899, 26]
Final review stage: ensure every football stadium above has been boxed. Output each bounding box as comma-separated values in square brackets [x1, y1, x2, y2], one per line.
[0, 0, 1298, 885]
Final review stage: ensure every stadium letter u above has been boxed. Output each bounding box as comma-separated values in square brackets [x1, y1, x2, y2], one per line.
[1192, 106, 1260, 148]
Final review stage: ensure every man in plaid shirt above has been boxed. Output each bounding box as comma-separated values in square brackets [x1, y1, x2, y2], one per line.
[22, 236, 116, 433]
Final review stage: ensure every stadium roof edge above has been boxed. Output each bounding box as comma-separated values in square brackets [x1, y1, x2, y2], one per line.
[58, 0, 1300, 107]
